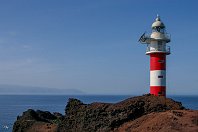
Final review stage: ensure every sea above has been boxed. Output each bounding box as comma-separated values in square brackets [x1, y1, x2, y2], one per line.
[0, 95, 197, 132]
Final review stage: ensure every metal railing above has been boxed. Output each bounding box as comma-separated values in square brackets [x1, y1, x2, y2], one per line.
[146, 45, 170, 54]
[165, 33, 171, 40]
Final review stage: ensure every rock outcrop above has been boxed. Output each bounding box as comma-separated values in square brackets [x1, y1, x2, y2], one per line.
[13, 94, 198, 132]
[13, 109, 63, 132]
[59, 94, 184, 132]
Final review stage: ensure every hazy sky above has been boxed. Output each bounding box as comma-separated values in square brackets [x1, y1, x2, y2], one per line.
[0, 0, 197, 95]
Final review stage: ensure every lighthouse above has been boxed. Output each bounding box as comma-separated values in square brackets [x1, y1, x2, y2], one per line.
[139, 15, 171, 96]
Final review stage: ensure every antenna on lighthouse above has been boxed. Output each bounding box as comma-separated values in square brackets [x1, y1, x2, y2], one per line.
[138, 32, 146, 43]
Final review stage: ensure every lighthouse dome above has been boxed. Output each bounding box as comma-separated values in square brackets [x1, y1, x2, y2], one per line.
[152, 21, 165, 28]
[151, 15, 165, 29]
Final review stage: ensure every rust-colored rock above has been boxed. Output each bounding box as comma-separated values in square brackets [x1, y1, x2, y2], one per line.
[114, 110, 198, 132]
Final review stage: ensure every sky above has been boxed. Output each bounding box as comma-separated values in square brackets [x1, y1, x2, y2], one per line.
[0, 0, 197, 95]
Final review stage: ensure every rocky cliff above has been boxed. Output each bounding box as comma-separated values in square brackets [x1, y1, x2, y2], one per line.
[13, 94, 198, 132]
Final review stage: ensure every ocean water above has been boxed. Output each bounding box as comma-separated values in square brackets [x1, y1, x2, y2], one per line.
[0, 95, 197, 132]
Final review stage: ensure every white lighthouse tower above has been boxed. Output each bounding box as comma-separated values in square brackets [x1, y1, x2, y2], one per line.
[139, 15, 171, 97]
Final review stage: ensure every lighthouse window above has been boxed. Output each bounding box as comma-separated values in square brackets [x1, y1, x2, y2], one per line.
[158, 41, 162, 45]
[158, 60, 164, 63]
[158, 75, 163, 78]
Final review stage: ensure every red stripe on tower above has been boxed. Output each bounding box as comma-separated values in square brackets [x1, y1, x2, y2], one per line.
[150, 86, 166, 96]
[150, 54, 166, 70]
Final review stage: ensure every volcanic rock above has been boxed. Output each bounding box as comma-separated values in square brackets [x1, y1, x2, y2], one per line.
[114, 110, 198, 132]
[13, 94, 197, 132]
[58, 94, 184, 132]
[13, 109, 63, 132]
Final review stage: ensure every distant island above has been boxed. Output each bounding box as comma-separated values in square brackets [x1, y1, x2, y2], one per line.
[13, 94, 198, 132]
[0, 84, 84, 95]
